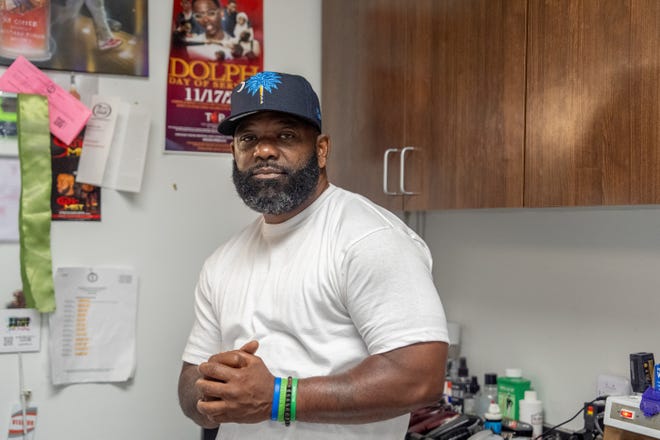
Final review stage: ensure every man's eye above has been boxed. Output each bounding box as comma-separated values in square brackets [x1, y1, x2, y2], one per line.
[239, 135, 256, 143]
[279, 132, 296, 140]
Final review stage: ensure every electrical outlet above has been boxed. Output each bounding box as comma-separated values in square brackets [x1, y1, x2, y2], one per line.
[597, 374, 631, 397]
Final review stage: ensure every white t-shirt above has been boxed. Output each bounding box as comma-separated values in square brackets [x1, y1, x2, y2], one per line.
[183, 185, 449, 440]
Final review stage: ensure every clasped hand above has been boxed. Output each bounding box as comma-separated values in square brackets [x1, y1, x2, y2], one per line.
[196, 340, 275, 424]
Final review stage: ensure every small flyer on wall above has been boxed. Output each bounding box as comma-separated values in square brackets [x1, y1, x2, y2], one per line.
[165, 0, 263, 154]
[50, 131, 101, 221]
[0, 308, 41, 353]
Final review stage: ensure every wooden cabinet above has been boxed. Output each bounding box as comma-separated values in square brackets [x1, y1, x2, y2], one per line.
[322, 0, 406, 211]
[322, 0, 527, 210]
[323, 0, 660, 209]
[525, 0, 660, 206]
[423, 0, 527, 210]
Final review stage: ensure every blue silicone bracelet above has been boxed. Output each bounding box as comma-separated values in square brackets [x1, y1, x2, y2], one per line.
[271, 377, 281, 421]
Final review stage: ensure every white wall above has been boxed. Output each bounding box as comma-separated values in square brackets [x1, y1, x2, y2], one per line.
[423, 207, 660, 429]
[0, 0, 321, 438]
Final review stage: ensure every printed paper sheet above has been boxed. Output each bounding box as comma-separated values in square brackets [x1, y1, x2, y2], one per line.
[49, 267, 138, 385]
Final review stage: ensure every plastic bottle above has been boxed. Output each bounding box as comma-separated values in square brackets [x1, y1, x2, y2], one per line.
[462, 376, 480, 415]
[519, 390, 543, 439]
[443, 379, 453, 405]
[497, 368, 531, 420]
[450, 357, 471, 412]
[446, 357, 460, 383]
[483, 401, 503, 434]
[443, 358, 459, 404]
[477, 373, 498, 417]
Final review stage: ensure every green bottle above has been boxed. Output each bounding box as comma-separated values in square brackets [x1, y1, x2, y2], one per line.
[497, 368, 531, 420]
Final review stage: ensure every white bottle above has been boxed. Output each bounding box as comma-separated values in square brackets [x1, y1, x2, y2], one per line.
[519, 390, 543, 439]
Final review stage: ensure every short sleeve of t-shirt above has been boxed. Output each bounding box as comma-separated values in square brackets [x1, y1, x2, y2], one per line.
[341, 227, 449, 355]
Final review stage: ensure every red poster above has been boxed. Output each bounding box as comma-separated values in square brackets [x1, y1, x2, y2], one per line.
[165, 0, 263, 154]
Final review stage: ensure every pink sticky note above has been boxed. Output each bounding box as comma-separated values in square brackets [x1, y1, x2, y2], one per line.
[0, 56, 91, 145]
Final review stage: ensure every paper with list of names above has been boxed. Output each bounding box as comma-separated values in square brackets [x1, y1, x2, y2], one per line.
[49, 267, 138, 385]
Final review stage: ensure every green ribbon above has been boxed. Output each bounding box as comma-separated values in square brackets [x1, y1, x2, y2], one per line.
[18, 93, 55, 312]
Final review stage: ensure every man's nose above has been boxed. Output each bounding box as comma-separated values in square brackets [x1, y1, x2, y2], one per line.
[253, 139, 279, 159]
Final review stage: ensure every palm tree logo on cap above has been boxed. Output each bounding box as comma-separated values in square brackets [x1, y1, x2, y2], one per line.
[245, 71, 282, 104]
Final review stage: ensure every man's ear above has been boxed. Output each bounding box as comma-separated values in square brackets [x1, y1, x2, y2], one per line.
[316, 134, 330, 169]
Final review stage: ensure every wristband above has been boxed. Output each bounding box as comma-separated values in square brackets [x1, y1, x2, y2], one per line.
[284, 376, 293, 426]
[290, 378, 298, 422]
[271, 377, 281, 421]
[278, 377, 288, 422]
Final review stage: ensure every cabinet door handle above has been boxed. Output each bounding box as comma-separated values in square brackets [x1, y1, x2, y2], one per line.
[400, 146, 420, 195]
[383, 148, 400, 195]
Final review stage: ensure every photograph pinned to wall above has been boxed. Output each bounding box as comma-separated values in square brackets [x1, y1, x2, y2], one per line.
[0, 0, 149, 77]
[165, 0, 263, 154]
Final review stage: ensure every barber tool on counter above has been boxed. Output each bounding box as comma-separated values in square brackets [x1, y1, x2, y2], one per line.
[603, 352, 660, 440]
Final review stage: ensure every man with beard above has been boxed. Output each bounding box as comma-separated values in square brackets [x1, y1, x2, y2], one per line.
[178, 71, 449, 440]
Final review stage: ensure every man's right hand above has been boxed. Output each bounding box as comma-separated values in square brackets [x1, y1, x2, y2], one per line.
[195, 340, 275, 424]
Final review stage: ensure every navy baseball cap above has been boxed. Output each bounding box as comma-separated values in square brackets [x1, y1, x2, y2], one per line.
[217, 71, 322, 135]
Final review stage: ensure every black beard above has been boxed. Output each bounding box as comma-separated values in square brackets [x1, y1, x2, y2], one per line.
[232, 153, 321, 216]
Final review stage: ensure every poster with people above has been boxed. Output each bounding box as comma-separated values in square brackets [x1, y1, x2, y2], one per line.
[165, 0, 263, 154]
[0, 0, 149, 76]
